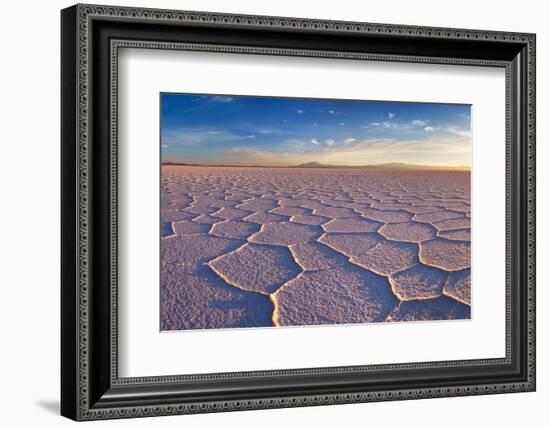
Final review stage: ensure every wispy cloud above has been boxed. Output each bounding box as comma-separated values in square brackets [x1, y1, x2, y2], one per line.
[344, 138, 356, 144]
[162, 128, 246, 147]
[224, 146, 285, 163]
[443, 126, 471, 138]
[325, 139, 335, 146]
[310, 138, 319, 145]
[411, 119, 427, 126]
[424, 126, 435, 132]
[388, 112, 397, 119]
[329, 137, 470, 155]
[365, 121, 402, 130]
[210, 96, 233, 103]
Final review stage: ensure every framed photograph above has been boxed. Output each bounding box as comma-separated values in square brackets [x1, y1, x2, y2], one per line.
[61, 4, 536, 421]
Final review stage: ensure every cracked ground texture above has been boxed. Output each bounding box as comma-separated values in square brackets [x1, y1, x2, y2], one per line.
[160, 166, 471, 331]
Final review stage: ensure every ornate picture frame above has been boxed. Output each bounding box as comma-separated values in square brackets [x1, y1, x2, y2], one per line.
[61, 4, 535, 421]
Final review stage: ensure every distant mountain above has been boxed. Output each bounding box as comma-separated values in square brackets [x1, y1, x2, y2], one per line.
[292, 162, 467, 170]
[292, 161, 333, 168]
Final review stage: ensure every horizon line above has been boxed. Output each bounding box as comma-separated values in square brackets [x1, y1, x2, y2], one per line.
[161, 161, 471, 171]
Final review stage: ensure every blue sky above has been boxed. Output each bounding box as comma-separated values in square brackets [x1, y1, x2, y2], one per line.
[161, 93, 471, 168]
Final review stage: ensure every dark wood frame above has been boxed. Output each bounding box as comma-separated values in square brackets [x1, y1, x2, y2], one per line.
[61, 4, 536, 421]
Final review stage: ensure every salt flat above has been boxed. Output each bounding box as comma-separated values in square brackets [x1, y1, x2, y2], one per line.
[160, 165, 471, 331]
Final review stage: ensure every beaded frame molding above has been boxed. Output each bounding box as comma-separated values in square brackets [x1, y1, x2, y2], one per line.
[61, 4, 536, 421]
